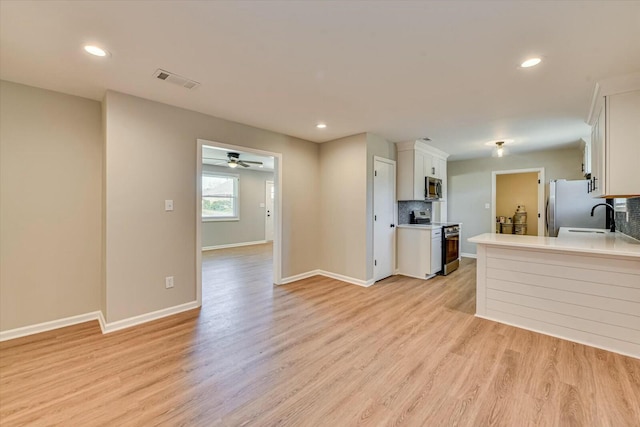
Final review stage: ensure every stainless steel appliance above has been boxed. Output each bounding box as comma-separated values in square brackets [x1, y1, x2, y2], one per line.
[547, 179, 606, 237]
[425, 176, 442, 200]
[410, 209, 431, 224]
[441, 224, 460, 275]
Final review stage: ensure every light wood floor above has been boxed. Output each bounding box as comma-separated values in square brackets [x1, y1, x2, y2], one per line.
[1, 243, 639, 426]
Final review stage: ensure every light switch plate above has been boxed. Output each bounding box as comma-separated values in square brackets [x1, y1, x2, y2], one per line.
[259, 203, 265, 208]
[165, 276, 174, 289]
[165, 200, 174, 211]
[485, 203, 490, 209]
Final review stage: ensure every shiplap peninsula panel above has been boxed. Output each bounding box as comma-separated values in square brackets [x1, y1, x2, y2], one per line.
[475, 245, 640, 358]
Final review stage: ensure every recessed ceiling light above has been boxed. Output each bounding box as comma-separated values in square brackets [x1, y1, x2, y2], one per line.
[84, 45, 109, 57]
[520, 57, 541, 68]
[316, 123, 327, 129]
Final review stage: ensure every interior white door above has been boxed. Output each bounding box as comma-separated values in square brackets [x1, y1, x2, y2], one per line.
[374, 158, 396, 281]
[265, 181, 274, 241]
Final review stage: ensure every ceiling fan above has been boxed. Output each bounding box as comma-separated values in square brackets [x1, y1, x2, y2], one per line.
[203, 152, 263, 168]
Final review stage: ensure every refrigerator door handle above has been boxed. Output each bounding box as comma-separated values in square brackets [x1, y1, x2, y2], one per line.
[545, 199, 549, 234]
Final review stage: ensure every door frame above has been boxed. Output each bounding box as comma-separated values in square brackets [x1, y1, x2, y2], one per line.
[491, 167, 545, 236]
[196, 139, 283, 306]
[373, 156, 397, 282]
[265, 180, 274, 242]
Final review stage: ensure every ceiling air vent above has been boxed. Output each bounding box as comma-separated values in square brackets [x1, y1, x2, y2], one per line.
[153, 69, 200, 90]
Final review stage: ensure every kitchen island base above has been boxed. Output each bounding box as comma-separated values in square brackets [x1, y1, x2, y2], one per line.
[472, 241, 640, 359]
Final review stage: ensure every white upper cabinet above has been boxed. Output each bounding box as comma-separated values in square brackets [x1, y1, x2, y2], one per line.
[581, 137, 591, 178]
[396, 140, 450, 201]
[587, 75, 640, 198]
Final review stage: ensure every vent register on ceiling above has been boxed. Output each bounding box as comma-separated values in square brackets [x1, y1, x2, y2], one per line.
[153, 68, 200, 90]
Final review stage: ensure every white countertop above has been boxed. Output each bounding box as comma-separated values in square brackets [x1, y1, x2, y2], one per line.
[468, 227, 640, 258]
[397, 222, 460, 230]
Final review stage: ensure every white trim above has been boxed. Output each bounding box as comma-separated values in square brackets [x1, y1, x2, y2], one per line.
[475, 314, 639, 360]
[280, 269, 375, 287]
[280, 269, 321, 284]
[319, 270, 376, 287]
[97, 310, 107, 333]
[202, 217, 239, 222]
[202, 240, 268, 251]
[0, 311, 103, 342]
[460, 252, 477, 259]
[101, 301, 200, 334]
[0, 300, 201, 341]
[491, 168, 545, 237]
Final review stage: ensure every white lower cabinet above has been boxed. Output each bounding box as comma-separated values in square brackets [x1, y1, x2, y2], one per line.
[397, 227, 442, 279]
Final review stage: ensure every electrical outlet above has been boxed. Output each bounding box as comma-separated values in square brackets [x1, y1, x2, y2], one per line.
[165, 276, 174, 289]
[485, 203, 490, 209]
[165, 200, 174, 211]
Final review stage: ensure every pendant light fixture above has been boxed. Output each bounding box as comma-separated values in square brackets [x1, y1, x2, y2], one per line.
[494, 141, 506, 158]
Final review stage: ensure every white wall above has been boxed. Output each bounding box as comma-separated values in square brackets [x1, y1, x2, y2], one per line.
[448, 146, 584, 255]
[104, 91, 320, 322]
[319, 134, 368, 281]
[0, 81, 102, 331]
[201, 165, 274, 247]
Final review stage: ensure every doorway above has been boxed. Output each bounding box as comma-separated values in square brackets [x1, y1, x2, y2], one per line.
[491, 168, 545, 236]
[196, 139, 282, 306]
[265, 181, 274, 242]
[373, 156, 396, 281]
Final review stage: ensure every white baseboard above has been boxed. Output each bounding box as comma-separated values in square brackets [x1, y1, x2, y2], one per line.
[0, 311, 103, 342]
[320, 270, 375, 287]
[102, 301, 200, 334]
[280, 269, 321, 284]
[280, 269, 374, 287]
[0, 301, 201, 341]
[461, 252, 477, 259]
[202, 240, 267, 251]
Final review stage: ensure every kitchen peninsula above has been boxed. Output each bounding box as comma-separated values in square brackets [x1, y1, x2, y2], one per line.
[469, 228, 640, 358]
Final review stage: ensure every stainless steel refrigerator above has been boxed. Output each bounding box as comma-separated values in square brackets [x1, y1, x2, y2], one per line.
[547, 179, 606, 237]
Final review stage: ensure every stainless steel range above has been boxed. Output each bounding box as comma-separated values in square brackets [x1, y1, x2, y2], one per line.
[441, 224, 460, 275]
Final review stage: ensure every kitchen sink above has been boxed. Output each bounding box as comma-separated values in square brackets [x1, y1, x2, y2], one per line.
[567, 229, 606, 234]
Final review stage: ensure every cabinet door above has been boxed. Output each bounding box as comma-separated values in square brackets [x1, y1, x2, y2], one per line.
[414, 150, 426, 199]
[582, 138, 591, 177]
[423, 152, 435, 178]
[437, 157, 447, 180]
[590, 106, 605, 197]
[397, 228, 432, 279]
[431, 231, 442, 274]
[606, 90, 640, 196]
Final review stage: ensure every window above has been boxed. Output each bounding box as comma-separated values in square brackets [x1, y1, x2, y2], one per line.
[614, 198, 627, 212]
[202, 173, 239, 221]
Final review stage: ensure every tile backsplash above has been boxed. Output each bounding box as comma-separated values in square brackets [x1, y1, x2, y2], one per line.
[615, 197, 640, 240]
[398, 201, 432, 224]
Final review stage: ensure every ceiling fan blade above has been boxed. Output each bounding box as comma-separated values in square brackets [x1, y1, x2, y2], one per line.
[238, 161, 251, 167]
[239, 160, 264, 165]
[203, 156, 228, 161]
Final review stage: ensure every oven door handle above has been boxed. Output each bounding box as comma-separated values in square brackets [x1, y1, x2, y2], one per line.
[445, 233, 459, 238]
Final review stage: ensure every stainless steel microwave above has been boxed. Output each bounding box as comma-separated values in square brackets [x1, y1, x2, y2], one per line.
[425, 176, 442, 200]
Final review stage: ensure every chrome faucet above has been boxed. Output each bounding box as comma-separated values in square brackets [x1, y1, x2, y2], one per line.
[590, 203, 616, 232]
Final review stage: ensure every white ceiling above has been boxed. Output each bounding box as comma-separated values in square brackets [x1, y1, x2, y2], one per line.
[203, 145, 274, 171]
[1, 1, 639, 160]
